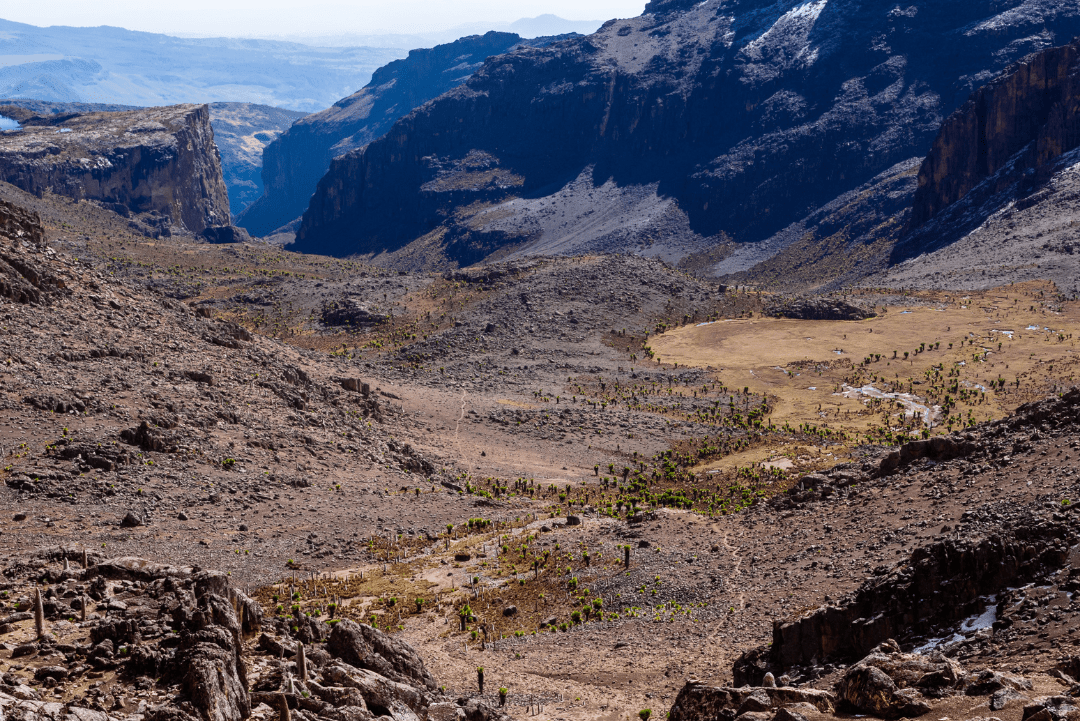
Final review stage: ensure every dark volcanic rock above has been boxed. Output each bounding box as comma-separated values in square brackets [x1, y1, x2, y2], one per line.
[767, 298, 874, 321]
[0, 104, 230, 237]
[766, 512, 1076, 672]
[202, 226, 252, 244]
[292, 0, 1080, 267]
[667, 681, 835, 721]
[326, 618, 438, 691]
[238, 32, 557, 237]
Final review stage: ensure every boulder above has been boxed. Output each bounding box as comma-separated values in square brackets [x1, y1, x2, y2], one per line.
[202, 226, 252, 244]
[835, 641, 965, 718]
[327, 619, 438, 691]
[322, 663, 427, 719]
[668, 681, 835, 721]
[837, 664, 931, 719]
[1022, 697, 1078, 721]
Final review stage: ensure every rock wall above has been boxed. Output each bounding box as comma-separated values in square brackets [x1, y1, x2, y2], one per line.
[910, 39, 1080, 228]
[767, 515, 1075, 672]
[0, 104, 230, 236]
[237, 32, 551, 237]
[291, 0, 1080, 266]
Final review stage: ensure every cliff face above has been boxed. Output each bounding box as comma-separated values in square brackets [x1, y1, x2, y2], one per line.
[237, 32, 549, 237]
[909, 40, 1080, 228]
[0, 104, 230, 236]
[292, 0, 1080, 266]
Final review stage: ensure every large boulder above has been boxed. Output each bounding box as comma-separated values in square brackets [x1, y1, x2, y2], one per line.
[322, 663, 427, 720]
[327, 619, 437, 691]
[668, 681, 835, 721]
[836, 640, 966, 719]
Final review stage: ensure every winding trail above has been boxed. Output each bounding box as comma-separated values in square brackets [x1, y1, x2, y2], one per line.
[453, 388, 468, 459]
[708, 524, 747, 641]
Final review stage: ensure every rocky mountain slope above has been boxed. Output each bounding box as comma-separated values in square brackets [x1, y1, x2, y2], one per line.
[237, 33, 571, 238]
[0, 104, 231, 238]
[907, 38, 1080, 232]
[291, 0, 1080, 268]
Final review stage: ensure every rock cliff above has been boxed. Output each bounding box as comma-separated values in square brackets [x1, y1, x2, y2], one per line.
[0, 104, 230, 237]
[909, 38, 1080, 230]
[292, 0, 1080, 267]
[238, 32, 562, 238]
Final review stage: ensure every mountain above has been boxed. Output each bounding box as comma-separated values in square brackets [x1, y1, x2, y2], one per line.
[291, 0, 1080, 270]
[0, 18, 405, 112]
[237, 32, 575, 237]
[869, 38, 1080, 293]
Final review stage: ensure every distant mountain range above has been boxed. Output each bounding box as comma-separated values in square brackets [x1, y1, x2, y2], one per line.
[241, 15, 605, 49]
[0, 18, 406, 112]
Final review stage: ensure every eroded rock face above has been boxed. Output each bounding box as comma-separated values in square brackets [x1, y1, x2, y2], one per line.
[0, 205, 66, 305]
[909, 39, 1080, 230]
[292, 0, 1080, 267]
[0, 104, 230, 236]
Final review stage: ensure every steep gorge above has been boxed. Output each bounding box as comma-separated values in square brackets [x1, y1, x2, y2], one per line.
[238, 32, 565, 238]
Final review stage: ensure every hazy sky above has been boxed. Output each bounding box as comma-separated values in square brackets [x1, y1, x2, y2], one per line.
[2, 1, 647, 36]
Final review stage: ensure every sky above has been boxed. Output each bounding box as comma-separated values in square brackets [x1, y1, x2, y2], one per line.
[1, 1, 648, 37]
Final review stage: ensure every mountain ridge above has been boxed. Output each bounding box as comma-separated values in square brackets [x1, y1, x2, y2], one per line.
[237, 31, 576, 237]
[291, 0, 1080, 270]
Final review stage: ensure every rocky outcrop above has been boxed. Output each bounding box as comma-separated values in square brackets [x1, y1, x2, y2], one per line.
[0, 200, 62, 304]
[326, 619, 438, 691]
[292, 0, 1080, 267]
[909, 39, 1080, 230]
[767, 297, 874, 321]
[668, 682, 835, 721]
[0, 197, 43, 245]
[237, 32, 552, 237]
[835, 641, 960, 718]
[0, 104, 231, 237]
[763, 512, 1077, 673]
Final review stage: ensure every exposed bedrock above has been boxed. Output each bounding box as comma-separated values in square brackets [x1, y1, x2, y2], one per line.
[0, 104, 230, 236]
[908, 38, 1080, 230]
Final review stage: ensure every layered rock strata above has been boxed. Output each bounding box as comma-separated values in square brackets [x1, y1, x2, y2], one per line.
[0, 104, 230, 236]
